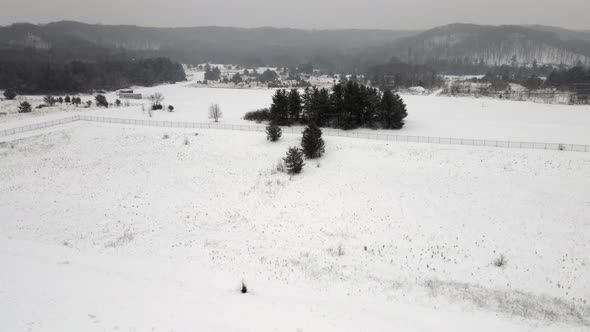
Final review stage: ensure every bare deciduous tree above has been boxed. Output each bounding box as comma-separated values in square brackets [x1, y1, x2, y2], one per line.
[149, 92, 165, 106]
[209, 103, 222, 122]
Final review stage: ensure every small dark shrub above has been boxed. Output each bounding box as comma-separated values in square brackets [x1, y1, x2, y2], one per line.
[43, 95, 57, 106]
[152, 104, 163, 110]
[266, 125, 282, 141]
[95, 94, 108, 108]
[115, 99, 121, 107]
[162, 134, 170, 139]
[244, 108, 271, 122]
[494, 254, 507, 268]
[64, 96, 71, 103]
[168, 105, 174, 112]
[283, 147, 305, 174]
[241, 281, 248, 294]
[18, 101, 32, 113]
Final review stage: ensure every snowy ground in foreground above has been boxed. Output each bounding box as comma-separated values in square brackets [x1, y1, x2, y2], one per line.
[1, 123, 589, 331]
[2, 80, 590, 145]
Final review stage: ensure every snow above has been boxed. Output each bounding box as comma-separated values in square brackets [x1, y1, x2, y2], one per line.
[2, 81, 590, 145]
[2, 74, 590, 330]
[1, 122, 589, 331]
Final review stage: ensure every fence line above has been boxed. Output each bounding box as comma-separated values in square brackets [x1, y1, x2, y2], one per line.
[1, 115, 588, 153]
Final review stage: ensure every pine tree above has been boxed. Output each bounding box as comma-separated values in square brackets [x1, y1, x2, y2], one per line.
[301, 124, 325, 159]
[390, 93, 408, 129]
[270, 89, 289, 125]
[58, 97, 64, 104]
[283, 147, 305, 174]
[95, 94, 108, 108]
[64, 96, 71, 103]
[18, 101, 32, 113]
[380, 90, 408, 129]
[266, 125, 282, 142]
[287, 89, 302, 123]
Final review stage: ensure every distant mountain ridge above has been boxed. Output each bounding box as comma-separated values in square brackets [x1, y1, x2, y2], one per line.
[387, 23, 590, 66]
[0, 21, 589, 69]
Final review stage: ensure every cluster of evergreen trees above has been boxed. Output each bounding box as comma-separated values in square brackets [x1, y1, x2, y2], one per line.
[0, 57, 186, 94]
[476, 63, 590, 93]
[545, 65, 590, 90]
[266, 81, 407, 130]
[269, 124, 325, 175]
[204, 64, 221, 81]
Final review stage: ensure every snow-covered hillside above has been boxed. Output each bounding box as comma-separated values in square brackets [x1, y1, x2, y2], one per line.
[1, 121, 589, 331]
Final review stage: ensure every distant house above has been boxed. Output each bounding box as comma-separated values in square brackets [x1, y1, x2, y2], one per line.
[117, 89, 142, 99]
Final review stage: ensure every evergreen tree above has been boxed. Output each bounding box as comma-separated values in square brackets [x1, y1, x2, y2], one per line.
[329, 84, 345, 127]
[64, 96, 71, 103]
[287, 89, 302, 123]
[95, 94, 108, 108]
[381, 90, 407, 129]
[231, 73, 243, 85]
[316, 88, 332, 127]
[301, 124, 325, 159]
[266, 125, 282, 142]
[204, 64, 221, 81]
[18, 101, 32, 113]
[58, 97, 64, 104]
[3, 88, 16, 100]
[270, 89, 289, 125]
[283, 147, 305, 174]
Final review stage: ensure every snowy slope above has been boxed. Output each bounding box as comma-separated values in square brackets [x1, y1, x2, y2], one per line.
[1, 123, 589, 331]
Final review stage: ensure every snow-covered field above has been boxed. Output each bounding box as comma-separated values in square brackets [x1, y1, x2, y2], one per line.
[1, 120, 589, 331]
[1, 77, 590, 331]
[3, 81, 590, 145]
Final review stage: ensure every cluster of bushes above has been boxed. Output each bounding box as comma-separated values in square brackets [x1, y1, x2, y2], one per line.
[258, 81, 407, 130]
[0, 57, 186, 94]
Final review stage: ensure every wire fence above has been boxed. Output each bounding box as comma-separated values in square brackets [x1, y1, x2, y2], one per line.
[1, 115, 589, 153]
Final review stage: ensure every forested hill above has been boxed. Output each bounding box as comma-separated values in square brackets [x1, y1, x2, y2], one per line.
[0, 53, 186, 94]
[1, 21, 590, 78]
[0, 21, 419, 71]
[383, 24, 590, 67]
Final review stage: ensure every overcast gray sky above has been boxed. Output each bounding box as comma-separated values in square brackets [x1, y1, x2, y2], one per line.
[1, 0, 589, 30]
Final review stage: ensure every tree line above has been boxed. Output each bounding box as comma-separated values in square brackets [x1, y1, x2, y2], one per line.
[0, 57, 186, 94]
[248, 81, 407, 130]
